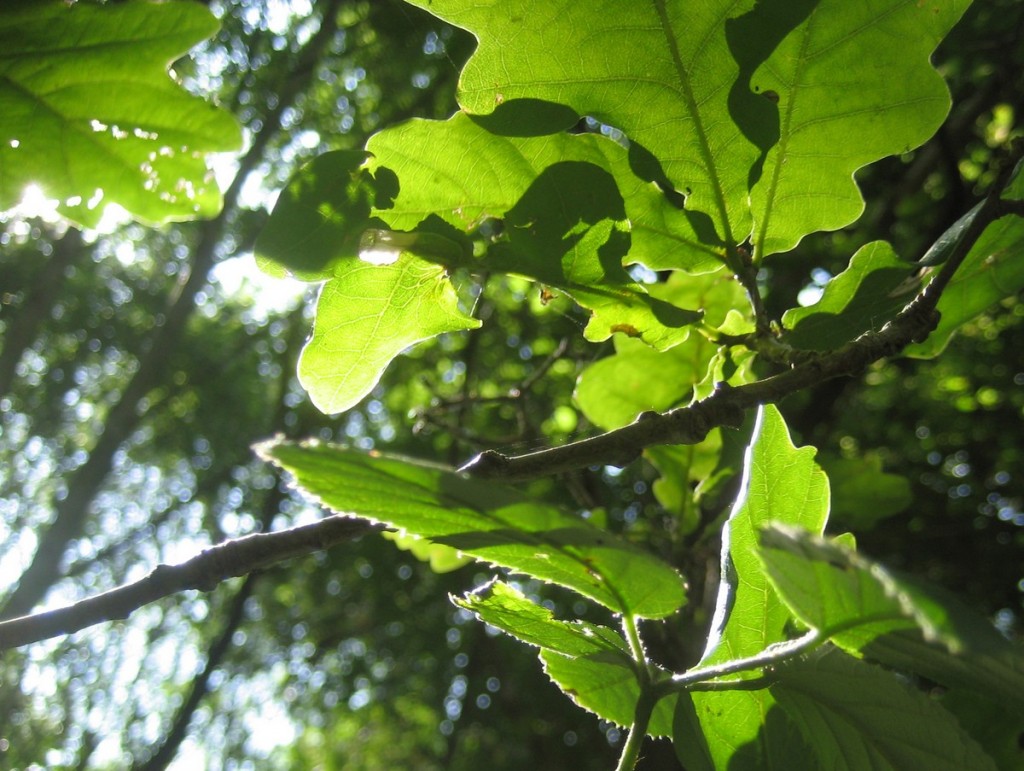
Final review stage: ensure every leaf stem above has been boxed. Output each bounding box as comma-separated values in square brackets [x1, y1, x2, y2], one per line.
[722, 242, 772, 336]
[622, 614, 649, 679]
[614, 689, 656, 771]
[653, 629, 821, 700]
[613, 615, 654, 771]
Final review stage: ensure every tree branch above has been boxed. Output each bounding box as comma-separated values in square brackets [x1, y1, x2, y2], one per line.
[0, 516, 378, 650]
[460, 152, 1023, 482]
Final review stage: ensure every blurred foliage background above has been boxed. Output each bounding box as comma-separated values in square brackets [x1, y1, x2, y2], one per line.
[0, 0, 1021, 768]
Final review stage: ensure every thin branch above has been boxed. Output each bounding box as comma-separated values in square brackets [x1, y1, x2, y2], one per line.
[0, 516, 378, 651]
[730, 242, 772, 336]
[652, 630, 822, 700]
[460, 153, 1023, 482]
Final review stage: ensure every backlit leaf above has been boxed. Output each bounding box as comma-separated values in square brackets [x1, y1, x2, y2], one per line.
[748, 0, 970, 256]
[687, 405, 829, 768]
[298, 253, 480, 415]
[541, 651, 677, 737]
[0, 0, 241, 225]
[365, 115, 705, 348]
[258, 440, 687, 619]
[907, 164, 1024, 357]
[759, 524, 1024, 712]
[453, 580, 627, 659]
[409, 0, 761, 249]
[782, 242, 916, 351]
[817, 455, 912, 529]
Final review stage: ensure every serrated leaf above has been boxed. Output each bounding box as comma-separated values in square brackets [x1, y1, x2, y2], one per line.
[258, 440, 687, 618]
[749, 0, 971, 256]
[453, 580, 628, 659]
[771, 648, 997, 771]
[862, 627, 1024, 715]
[298, 253, 480, 414]
[0, 1, 241, 226]
[939, 688, 1024, 770]
[781, 242, 917, 351]
[758, 524, 1024, 712]
[689, 405, 829, 768]
[906, 166, 1024, 357]
[756, 524, 956, 651]
[541, 650, 677, 738]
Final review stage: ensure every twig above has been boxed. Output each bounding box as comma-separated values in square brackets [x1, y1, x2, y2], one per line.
[460, 151, 1022, 482]
[0, 516, 377, 650]
[652, 630, 822, 700]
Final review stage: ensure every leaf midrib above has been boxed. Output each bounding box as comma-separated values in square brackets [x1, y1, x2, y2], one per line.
[651, 0, 737, 251]
[283, 448, 664, 615]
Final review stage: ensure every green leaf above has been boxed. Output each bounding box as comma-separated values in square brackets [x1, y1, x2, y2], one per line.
[906, 165, 1024, 357]
[409, 0, 762, 249]
[456, 581, 679, 735]
[382, 530, 471, 574]
[672, 693, 717, 771]
[253, 150, 475, 414]
[0, 0, 241, 226]
[770, 648, 997, 771]
[366, 115, 705, 348]
[407, 0, 968, 258]
[677, 698, 811, 771]
[781, 242, 917, 351]
[574, 270, 748, 430]
[298, 252, 480, 414]
[573, 335, 708, 431]
[541, 650, 677, 738]
[258, 440, 687, 619]
[453, 580, 629, 658]
[918, 201, 986, 267]
[756, 524, 957, 651]
[758, 524, 1024, 712]
[939, 689, 1024, 770]
[863, 629, 1024, 715]
[818, 455, 911, 529]
[702, 405, 830, 665]
[748, 0, 971, 256]
[255, 150, 397, 281]
[688, 405, 829, 768]
[645, 431, 723, 534]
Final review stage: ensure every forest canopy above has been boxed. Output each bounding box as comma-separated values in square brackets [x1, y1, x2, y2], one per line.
[1, 1, 1022, 769]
